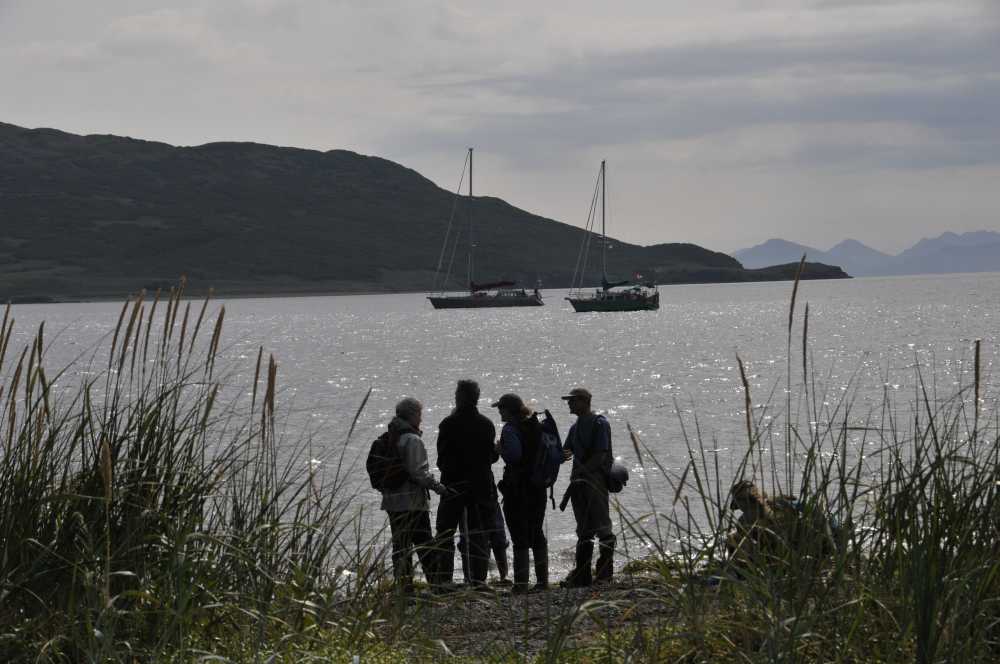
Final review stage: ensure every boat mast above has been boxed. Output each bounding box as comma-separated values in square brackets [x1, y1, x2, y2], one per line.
[467, 147, 474, 290]
[601, 159, 608, 289]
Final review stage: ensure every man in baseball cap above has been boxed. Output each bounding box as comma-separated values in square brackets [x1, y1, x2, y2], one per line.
[560, 386, 616, 587]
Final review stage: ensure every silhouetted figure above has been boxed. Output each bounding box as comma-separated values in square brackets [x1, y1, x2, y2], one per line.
[380, 397, 447, 593]
[560, 388, 615, 587]
[494, 393, 549, 593]
[432, 380, 499, 588]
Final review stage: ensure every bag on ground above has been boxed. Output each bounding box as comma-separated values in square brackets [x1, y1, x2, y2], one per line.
[366, 429, 407, 491]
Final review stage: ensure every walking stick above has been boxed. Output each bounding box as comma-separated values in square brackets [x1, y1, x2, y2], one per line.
[461, 507, 472, 584]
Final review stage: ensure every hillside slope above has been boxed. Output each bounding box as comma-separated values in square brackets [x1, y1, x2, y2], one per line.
[0, 122, 844, 300]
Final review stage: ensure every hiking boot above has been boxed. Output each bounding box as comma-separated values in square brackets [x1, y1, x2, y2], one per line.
[532, 543, 549, 591]
[512, 548, 531, 594]
[595, 536, 615, 584]
[470, 581, 494, 594]
[560, 541, 593, 588]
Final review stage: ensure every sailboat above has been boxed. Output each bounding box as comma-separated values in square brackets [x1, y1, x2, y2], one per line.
[427, 148, 544, 309]
[566, 160, 659, 312]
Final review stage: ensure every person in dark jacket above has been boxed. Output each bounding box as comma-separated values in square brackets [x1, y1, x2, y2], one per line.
[560, 387, 616, 587]
[431, 379, 499, 588]
[494, 393, 549, 593]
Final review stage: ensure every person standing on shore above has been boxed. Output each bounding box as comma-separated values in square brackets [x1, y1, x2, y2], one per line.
[494, 393, 549, 593]
[458, 502, 510, 585]
[560, 387, 616, 587]
[432, 380, 499, 588]
[380, 397, 447, 594]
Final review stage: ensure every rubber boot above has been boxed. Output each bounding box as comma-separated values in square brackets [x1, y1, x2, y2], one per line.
[560, 541, 594, 588]
[512, 549, 531, 594]
[532, 543, 549, 591]
[595, 536, 616, 584]
[494, 543, 509, 584]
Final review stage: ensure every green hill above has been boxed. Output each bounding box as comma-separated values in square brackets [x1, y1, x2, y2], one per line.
[0, 122, 847, 301]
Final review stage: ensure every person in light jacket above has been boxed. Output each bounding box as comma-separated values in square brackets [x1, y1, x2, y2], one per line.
[381, 397, 447, 593]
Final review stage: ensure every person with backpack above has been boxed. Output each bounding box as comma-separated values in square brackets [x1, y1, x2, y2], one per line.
[560, 387, 616, 587]
[372, 397, 447, 594]
[493, 393, 550, 593]
[430, 379, 499, 589]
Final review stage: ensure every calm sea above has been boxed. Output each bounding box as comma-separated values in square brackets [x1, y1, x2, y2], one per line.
[6, 273, 999, 571]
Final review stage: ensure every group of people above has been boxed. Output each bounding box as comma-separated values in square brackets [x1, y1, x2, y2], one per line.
[375, 380, 616, 594]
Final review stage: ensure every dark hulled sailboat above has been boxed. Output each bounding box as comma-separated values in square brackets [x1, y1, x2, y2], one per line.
[427, 148, 544, 309]
[566, 160, 659, 312]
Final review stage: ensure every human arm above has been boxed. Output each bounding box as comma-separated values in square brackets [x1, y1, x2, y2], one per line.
[562, 423, 576, 460]
[401, 433, 446, 494]
[488, 420, 499, 463]
[436, 418, 456, 476]
[499, 423, 523, 464]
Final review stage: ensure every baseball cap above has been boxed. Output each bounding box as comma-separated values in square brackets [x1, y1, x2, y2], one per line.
[560, 387, 592, 401]
[490, 393, 524, 410]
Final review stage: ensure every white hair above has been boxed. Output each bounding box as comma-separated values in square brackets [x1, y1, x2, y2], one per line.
[395, 397, 422, 424]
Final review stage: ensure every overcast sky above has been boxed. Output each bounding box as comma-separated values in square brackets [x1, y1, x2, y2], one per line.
[2, 1, 998, 253]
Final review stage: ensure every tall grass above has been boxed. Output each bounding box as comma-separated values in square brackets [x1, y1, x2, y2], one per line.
[605, 273, 1000, 663]
[2, 280, 1000, 662]
[0, 287, 407, 662]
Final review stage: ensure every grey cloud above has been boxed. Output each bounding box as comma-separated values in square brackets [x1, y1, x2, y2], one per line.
[385, 23, 1000, 172]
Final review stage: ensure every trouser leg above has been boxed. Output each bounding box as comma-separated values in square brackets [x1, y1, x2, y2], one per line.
[564, 484, 604, 587]
[493, 539, 509, 581]
[432, 493, 463, 586]
[595, 533, 616, 583]
[458, 508, 471, 583]
[533, 541, 548, 589]
[512, 548, 531, 593]
[527, 489, 548, 589]
[561, 540, 593, 587]
[490, 501, 509, 580]
[412, 511, 436, 584]
[459, 529, 471, 583]
[465, 501, 492, 585]
[387, 512, 411, 587]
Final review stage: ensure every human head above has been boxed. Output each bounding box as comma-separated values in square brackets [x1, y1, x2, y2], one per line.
[395, 397, 423, 429]
[455, 379, 480, 409]
[561, 387, 592, 416]
[491, 393, 529, 423]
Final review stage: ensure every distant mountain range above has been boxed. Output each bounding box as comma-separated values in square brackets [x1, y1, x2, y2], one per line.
[734, 231, 1000, 277]
[0, 121, 846, 302]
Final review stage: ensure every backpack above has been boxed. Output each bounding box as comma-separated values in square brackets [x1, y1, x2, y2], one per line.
[529, 410, 565, 508]
[366, 429, 408, 492]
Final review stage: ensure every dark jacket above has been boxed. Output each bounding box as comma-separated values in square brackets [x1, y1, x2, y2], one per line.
[565, 413, 611, 489]
[436, 406, 498, 503]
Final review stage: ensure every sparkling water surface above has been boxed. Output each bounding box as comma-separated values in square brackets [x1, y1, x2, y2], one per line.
[7, 273, 1000, 572]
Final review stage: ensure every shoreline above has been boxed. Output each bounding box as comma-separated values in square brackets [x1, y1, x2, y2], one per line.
[4, 273, 856, 306]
